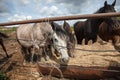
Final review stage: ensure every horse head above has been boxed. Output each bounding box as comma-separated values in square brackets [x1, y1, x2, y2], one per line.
[63, 21, 76, 57]
[102, 0, 120, 32]
[98, 0, 120, 46]
[103, 0, 116, 17]
[50, 21, 69, 63]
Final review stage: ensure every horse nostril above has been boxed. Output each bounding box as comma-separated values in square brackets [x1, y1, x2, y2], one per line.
[61, 58, 69, 63]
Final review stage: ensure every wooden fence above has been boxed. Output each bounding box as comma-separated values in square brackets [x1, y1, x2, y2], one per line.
[0, 12, 120, 26]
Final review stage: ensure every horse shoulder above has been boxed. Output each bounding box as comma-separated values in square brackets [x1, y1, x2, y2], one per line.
[17, 24, 34, 39]
[31, 23, 45, 40]
[31, 23, 53, 44]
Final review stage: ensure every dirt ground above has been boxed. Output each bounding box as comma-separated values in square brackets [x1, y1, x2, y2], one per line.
[0, 31, 120, 80]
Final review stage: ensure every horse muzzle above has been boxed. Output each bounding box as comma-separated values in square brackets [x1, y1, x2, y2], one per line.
[61, 58, 69, 63]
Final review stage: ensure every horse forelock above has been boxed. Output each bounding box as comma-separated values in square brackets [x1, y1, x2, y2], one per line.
[55, 29, 68, 41]
[52, 22, 68, 41]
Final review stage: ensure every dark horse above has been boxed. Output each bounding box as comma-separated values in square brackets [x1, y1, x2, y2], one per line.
[99, 19, 120, 47]
[74, 0, 116, 45]
[0, 32, 9, 57]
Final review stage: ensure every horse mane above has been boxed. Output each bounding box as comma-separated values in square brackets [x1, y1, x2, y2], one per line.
[94, 6, 105, 13]
[86, 6, 106, 24]
[0, 32, 9, 38]
[50, 22, 68, 40]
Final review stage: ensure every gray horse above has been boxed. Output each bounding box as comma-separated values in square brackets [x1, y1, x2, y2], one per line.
[50, 21, 76, 58]
[16, 22, 69, 64]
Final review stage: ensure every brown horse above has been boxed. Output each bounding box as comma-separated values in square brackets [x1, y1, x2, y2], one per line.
[74, 0, 116, 45]
[73, 21, 85, 44]
[0, 32, 9, 57]
[99, 20, 120, 47]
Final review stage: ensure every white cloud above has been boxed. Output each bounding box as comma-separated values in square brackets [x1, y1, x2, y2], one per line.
[46, 0, 54, 3]
[0, 12, 9, 17]
[8, 14, 32, 21]
[39, 5, 63, 16]
[6, 14, 32, 27]
[50, 6, 58, 12]
[20, 0, 30, 4]
[34, 0, 54, 3]
[0, 1, 10, 17]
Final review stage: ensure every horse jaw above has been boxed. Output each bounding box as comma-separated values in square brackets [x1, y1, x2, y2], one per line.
[53, 33, 69, 63]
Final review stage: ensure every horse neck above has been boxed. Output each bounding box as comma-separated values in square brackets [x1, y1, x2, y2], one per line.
[86, 18, 103, 30]
[90, 18, 103, 26]
[91, 7, 105, 26]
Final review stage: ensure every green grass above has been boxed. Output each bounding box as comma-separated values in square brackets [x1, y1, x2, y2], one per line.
[0, 72, 8, 80]
[0, 27, 16, 34]
[117, 17, 120, 20]
[71, 26, 74, 31]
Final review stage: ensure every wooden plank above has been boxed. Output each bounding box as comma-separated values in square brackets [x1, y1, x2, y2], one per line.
[0, 12, 120, 26]
[37, 63, 120, 79]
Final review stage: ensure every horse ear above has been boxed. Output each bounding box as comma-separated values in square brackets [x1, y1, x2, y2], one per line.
[63, 21, 72, 34]
[63, 20, 67, 30]
[50, 21, 55, 30]
[112, 0, 116, 6]
[104, 0, 108, 7]
[63, 20, 69, 32]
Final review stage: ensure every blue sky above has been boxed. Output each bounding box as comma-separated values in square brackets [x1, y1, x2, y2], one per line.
[0, 0, 120, 26]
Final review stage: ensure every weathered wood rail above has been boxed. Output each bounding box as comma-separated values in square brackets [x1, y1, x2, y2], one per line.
[37, 63, 120, 79]
[0, 12, 120, 26]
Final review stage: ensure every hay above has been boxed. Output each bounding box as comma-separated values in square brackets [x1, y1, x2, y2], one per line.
[45, 42, 120, 67]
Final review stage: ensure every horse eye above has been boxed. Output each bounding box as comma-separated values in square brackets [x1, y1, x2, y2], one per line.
[48, 33, 51, 36]
[54, 38, 58, 42]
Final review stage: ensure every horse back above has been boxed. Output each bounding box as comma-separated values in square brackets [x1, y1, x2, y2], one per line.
[16, 23, 53, 47]
[74, 21, 86, 38]
[16, 24, 35, 47]
[17, 24, 34, 40]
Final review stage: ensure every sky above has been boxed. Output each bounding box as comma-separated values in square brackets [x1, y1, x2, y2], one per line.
[0, 0, 120, 26]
